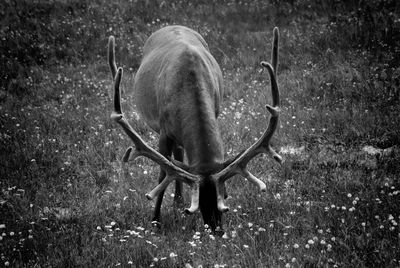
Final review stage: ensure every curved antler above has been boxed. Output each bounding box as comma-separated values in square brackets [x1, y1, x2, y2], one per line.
[108, 36, 201, 214]
[212, 28, 282, 212]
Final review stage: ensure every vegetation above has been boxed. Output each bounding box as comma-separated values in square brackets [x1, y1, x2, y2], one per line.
[1, 0, 399, 266]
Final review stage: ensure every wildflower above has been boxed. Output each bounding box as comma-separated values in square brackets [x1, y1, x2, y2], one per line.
[169, 253, 177, 258]
[308, 239, 315, 245]
[320, 240, 326, 245]
[243, 245, 249, 249]
[0, 224, 5, 229]
[361, 222, 366, 227]
[153, 258, 159, 262]
[248, 222, 253, 228]
[305, 244, 310, 249]
[293, 243, 299, 249]
[110, 221, 116, 226]
[347, 193, 352, 198]
[327, 244, 332, 251]
[231, 230, 237, 238]
[285, 263, 291, 268]
[96, 226, 102, 230]
[222, 233, 229, 239]
[292, 257, 297, 263]
[389, 214, 394, 221]
[258, 227, 266, 232]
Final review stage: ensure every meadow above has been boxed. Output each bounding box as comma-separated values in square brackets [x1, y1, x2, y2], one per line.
[1, 0, 399, 267]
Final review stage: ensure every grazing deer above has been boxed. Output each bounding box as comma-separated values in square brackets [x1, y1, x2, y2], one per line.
[108, 25, 282, 231]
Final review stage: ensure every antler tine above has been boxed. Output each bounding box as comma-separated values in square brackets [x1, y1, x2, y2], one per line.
[212, 29, 282, 212]
[108, 37, 200, 213]
[108, 36, 118, 79]
[272, 27, 279, 76]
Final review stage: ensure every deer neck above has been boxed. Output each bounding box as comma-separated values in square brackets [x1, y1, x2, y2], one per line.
[174, 71, 224, 173]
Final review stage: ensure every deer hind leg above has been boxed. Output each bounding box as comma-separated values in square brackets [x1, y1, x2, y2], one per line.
[172, 145, 184, 206]
[152, 133, 174, 224]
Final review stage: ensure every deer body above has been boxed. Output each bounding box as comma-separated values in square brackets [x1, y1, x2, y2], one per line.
[134, 26, 224, 170]
[108, 25, 282, 231]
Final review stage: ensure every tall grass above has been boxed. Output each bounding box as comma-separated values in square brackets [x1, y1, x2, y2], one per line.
[1, 0, 399, 267]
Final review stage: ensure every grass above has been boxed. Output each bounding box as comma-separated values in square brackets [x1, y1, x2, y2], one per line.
[1, 0, 399, 267]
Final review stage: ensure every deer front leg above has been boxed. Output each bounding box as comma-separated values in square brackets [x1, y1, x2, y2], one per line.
[152, 133, 174, 224]
[173, 145, 184, 207]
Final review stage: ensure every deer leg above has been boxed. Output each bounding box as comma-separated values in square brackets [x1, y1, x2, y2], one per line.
[152, 133, 173, 224]
[173, 145, 184, 206]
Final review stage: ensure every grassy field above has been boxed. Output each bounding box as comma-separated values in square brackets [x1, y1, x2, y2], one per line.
[1, 0, 400, 267]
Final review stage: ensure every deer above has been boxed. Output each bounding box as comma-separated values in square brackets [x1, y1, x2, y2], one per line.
[108, 25, 282, 231]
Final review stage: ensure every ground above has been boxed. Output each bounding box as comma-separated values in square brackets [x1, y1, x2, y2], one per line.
[1, 0, 399, 267]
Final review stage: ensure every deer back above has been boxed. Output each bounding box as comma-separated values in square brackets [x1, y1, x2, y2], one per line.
[133, 25, 224, 169]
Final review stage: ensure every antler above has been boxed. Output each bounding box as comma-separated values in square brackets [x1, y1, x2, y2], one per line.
[108, 36, 201, 214]
[212, 28, 282, 212]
